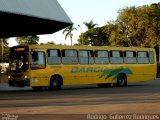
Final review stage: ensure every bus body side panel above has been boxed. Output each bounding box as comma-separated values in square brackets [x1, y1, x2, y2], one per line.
[126, 64, 156, 83]
[46, 63, 157, 86]
[30, 69, 49, 87]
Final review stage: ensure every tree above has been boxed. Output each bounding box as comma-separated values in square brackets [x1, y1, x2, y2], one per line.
[0, 38, 9, 62]
[114, 3, 160, 47]
[83, 20, 98, 30]
[0, 38, 8, 47]
[78, 20, 99, 45]
[78, 3, 160, 47]
[40, 41, 56, 45]
[78, 27, 110, 46]
[62, 25, 77, 46]
[78, 20, 98, 45]
[16, 35, 39, 45]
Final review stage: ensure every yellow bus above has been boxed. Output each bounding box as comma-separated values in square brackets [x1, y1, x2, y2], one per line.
[8, 45, 157, 90]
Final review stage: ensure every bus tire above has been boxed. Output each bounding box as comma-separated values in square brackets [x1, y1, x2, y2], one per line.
[116, 73, 127, 87]
[49, 76, 62, 90]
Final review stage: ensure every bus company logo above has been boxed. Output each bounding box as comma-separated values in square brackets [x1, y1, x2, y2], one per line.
[71, 66, 132, 80]
[71, 67, 107, 73]
[99, 67, 132, 80]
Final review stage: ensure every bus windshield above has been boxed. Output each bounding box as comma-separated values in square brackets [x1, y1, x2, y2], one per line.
[10, 53, 29, 73]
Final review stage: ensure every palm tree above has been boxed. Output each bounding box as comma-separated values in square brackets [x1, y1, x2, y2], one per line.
[83, 20, 98, 30]
[0, 38, 8, 47]
[62, 25, 77, 46]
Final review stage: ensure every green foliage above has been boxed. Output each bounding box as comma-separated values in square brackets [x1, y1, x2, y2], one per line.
[40, 41, 56, 45]
[114, 3, 160, 47]
[78, 2, 160, 47]
[78, 20, 109, 46]
[0, 38, 9, 62]
[0, 47, 9, 62]
[16, 35, 39, 45]
[83, 20, 98, 30]
[0, 38, 9, 47]
[78, 27, 110, 46]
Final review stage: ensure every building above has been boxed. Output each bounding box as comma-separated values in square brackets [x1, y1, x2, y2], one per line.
[0, 0, 73, 38]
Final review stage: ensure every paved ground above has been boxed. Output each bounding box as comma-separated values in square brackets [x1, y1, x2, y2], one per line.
[0, 79, 160, 120]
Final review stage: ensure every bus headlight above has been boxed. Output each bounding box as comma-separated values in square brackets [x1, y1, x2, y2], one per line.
[24, 75, 28, 79]
[8, 76, 11, 79]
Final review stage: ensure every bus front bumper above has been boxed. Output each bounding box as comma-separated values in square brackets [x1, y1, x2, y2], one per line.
[9, 79, 30, 87]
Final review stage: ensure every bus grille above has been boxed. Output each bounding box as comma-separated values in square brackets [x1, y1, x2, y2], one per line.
[11, 74, 23, 78]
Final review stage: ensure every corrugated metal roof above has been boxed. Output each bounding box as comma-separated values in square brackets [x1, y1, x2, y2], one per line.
[0, 0, 73, 38]
[0, 0, 72, 24]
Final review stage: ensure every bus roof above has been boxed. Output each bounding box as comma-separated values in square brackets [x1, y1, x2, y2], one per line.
[16, 44, 154, 51]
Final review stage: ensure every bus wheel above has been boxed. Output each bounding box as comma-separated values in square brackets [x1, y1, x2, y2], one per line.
[49, 76, 61, 90]
[116, 74, 127, 87]
[32, 86, 43, 91]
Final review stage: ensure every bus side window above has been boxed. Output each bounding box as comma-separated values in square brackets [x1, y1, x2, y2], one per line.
[62, 50, 78, 64]
[31, 52, 38, 62]
[30, 51, 46, 69]
[79, 50, 94, 64]
[31, 52, 38, 65]
[137, 51, 149, 64]
[79, 50, 89, 64]
[110, 51, 123, 64]
[95, 50, 109, 64]
[47, 49, 61, 64]
[124, 51, 137, 64]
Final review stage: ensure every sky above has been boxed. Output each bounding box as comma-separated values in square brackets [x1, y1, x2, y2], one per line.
[8, 0, 160, 47]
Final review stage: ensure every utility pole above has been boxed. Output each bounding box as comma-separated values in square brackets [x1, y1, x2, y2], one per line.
[1, 39, 3, 63]
[78, 25, 84, 45]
